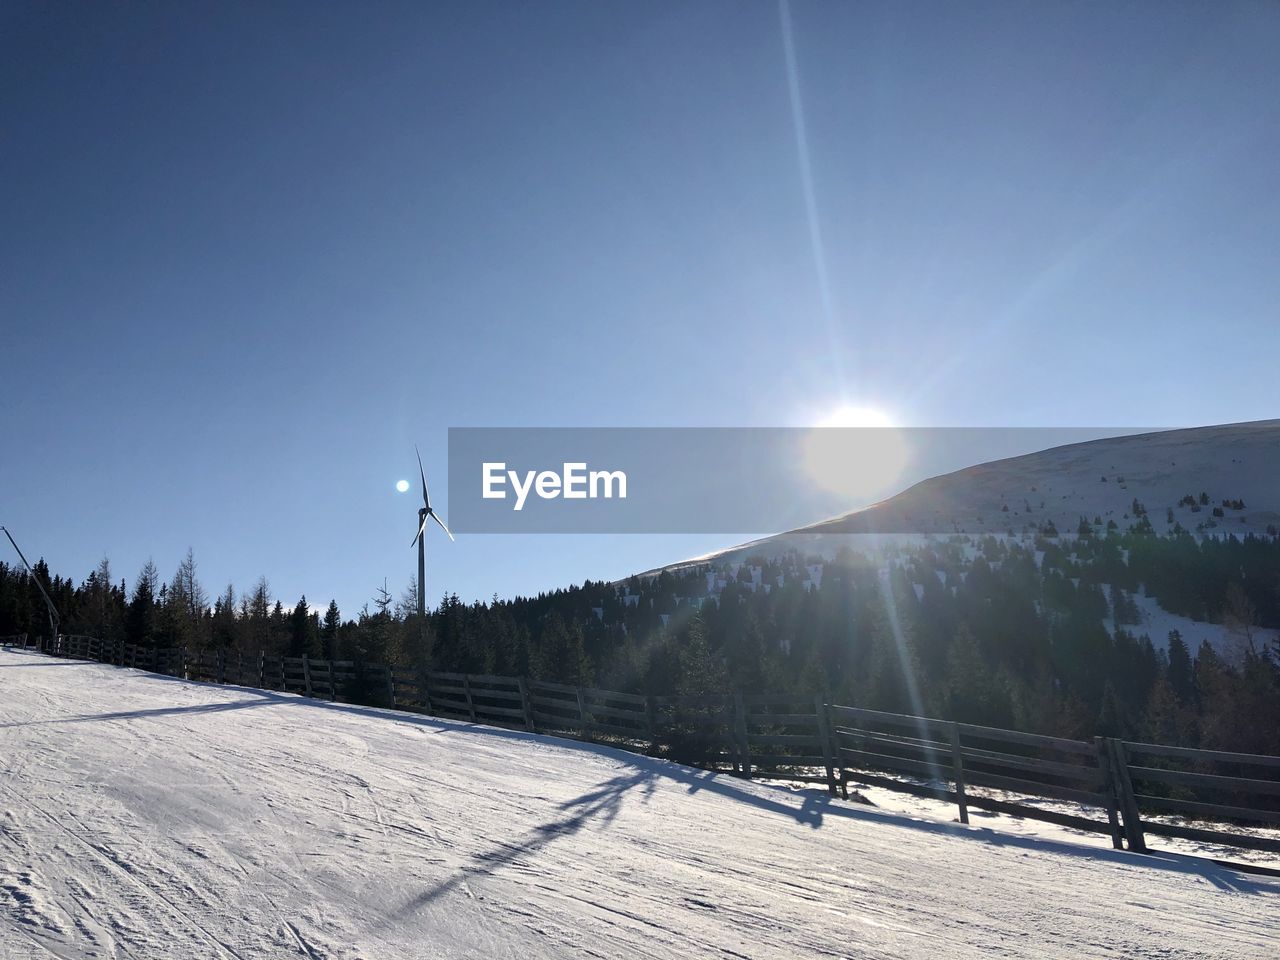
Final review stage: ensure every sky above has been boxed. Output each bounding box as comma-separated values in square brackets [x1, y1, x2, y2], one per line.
[2, 1, 1278, 618]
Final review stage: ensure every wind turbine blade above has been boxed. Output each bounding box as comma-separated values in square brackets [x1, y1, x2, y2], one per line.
[430, 511, 455, 542]
[415, 445, 431, 510]
[410, 514, 429, 547]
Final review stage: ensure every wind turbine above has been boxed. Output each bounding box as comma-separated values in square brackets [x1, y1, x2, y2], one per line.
[410, 447, 453, 620]
[2, 526, 60, 649]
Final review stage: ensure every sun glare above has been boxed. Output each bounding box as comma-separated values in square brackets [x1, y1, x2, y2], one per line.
[801, 405, 909, 503]
[814, 405, 896, 429]
[395, 479, 410, 493]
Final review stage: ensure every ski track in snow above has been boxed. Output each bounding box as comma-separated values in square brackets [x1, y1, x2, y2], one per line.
[0, 649, 1275, 959]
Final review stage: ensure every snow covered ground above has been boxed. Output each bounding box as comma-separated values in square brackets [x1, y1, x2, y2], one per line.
[1116, 586, 1280, 657]
[1, 649, 1276, 959]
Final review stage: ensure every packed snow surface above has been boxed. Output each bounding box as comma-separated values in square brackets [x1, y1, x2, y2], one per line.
[0, 650, 1276, 959]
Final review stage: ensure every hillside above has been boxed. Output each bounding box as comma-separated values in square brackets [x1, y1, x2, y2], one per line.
[2, 649, 1276, 959]
[665, 420, 1280, 569]
[631, 420, 1280, 659]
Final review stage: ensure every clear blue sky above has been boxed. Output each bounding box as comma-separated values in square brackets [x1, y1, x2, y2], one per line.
[2, 1, 1277, 617]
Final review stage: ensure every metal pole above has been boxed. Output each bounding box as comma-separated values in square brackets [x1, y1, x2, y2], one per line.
[1, 526, 60, 648]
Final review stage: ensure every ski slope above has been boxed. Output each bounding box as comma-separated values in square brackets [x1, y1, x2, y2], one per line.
[0, 649, 1275, 959]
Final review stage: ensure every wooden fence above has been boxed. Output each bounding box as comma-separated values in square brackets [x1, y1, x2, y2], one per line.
[829, 704, 1127, 847]
[1114, 740, 1280, 855]
[8, 635, 1280, 860]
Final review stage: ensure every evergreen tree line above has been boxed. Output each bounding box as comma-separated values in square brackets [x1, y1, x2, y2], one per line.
[1, 528, 1278, 755]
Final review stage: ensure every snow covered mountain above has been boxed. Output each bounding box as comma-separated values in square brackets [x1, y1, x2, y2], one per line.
[677, 419, 1280, 568]
[632, 420, 1280, 655]
[1, 649, 1275, 959]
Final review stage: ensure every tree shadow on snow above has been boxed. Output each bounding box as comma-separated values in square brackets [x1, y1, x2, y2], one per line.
[7, 662, 1273, 897]
[294, 698, 1280, 897]
[0, 687, 290, 728]
[0, 660, 100, 667]
[387, 767, 660, 922]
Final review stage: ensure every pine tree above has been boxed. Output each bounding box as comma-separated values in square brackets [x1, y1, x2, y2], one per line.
[1141, 673, 1187, 745]
[1166, 630, 1194, 704]
[288, 596, 318, 657]
[1194, 642, 1235, 749]
[212, 584, 237, 649]
[162, 552, 201, 649]
[946, 623, 1013, 727]
[127, 560, 160, 646]
[532, 612, 592, 686]
[246, 577, 272, 652]
[86, 557, 124, 642]
[1096, 680, 1128, 737]
[677, 615, 726, 696]
[321, 600, 341, 660]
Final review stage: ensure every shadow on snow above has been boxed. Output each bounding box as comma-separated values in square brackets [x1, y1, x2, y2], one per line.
[5, 653, 1276, 897]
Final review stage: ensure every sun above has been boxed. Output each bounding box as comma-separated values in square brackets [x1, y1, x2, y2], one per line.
[800, 405, 909, 502]
[814, 405, 896, 429]
[396, 479, 410, 493]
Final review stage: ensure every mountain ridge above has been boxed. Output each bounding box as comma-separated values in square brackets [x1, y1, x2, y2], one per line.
[645, 419, 1280, 576]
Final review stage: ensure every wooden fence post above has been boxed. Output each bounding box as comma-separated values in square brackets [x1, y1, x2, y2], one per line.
[1107, 738, 1146, 853]
[517, 677, 534, 732]
[258, 649, 266, 688]
[949, 723, 970, 825]
[421, 668, 435, 716]
[815, 696, 838, 796]
[302, 655, 313, 697]
[576, 687, 588, 740]
[1095, 736, 1125, 850]
[385, 666, 396, 707]
[733, 692, 751, 778]
[645, 695, 658, 756]
[464, 675, 477, 722]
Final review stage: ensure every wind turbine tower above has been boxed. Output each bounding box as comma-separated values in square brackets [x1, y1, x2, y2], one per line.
[410, 447, 453, 620]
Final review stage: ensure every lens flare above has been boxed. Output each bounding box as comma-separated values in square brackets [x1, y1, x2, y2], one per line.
[800, 406, 908, 502]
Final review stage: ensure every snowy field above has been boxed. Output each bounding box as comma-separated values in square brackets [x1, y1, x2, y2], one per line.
[0, 649, 1276, 959]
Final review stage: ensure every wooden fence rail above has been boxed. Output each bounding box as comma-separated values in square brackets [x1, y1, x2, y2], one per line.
[1115, 739, 1280, 855]
[4, 635, 1279, 861]
[828, 703, 1125, 848]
